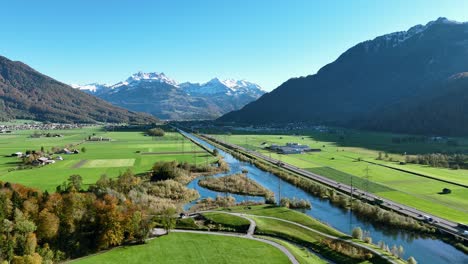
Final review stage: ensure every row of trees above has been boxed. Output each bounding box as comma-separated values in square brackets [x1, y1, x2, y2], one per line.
[405, 153, 468, 169]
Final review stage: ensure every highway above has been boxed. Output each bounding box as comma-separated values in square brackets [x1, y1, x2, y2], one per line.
[200, 133, 467, 241]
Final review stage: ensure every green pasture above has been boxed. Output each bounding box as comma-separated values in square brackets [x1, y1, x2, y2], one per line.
[71, 232, 290, 264]
[0, 127, 214, 192]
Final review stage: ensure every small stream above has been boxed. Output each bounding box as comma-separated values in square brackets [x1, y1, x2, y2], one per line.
[181, 131, 468, 264]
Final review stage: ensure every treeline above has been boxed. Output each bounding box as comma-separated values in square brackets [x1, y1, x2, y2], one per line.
[0, 159, 217, 263]
[405, 153, 468, 169]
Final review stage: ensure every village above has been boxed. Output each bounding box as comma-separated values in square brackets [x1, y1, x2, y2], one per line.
[0, 122, 90, 133]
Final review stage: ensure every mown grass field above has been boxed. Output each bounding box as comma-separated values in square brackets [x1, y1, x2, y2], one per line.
[71, 232, 290, 264]
[211, 133, 468, 223]
[0, 127, 214, 192]
[202, 212, 251, 231]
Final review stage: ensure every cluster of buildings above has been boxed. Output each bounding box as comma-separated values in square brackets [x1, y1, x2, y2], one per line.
[10, 147, 80, 167]
[267, 142, 320, 154]
[0, 122, 88, 132]
[87, 136, 111, 142]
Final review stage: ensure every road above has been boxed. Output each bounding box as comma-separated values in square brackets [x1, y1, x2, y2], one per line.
[200, 134, 466, 241]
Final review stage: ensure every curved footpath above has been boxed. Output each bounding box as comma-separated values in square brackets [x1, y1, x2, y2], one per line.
[174, 211, 299, 264]
[182, 211, 398, 264]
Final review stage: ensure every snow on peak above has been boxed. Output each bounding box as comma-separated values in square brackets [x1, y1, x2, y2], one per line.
[370, 17, 466, 49]
[72, 73, 264, 97]
[204, 78, 263, 91]
[71, 83, 110, 92]
[126, 71, 178, 86]
[180, 78, 264, 96]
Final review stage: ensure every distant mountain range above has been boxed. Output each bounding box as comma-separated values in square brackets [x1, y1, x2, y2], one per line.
[219, 17, 468, 136]
[72, 73, 265, 120]
[0, 56, 156, 123]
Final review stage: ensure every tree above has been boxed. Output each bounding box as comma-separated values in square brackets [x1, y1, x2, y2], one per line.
[67, 175, 83, 192]
[81, 147, 87, 153]
[352, 227, 363, 240]
[37, 209, 59, 240]
[398, 245, 404, 259]
[161, 207, 177, 233]
[148, 128, 165, 137]
[407, 256, 417, 264]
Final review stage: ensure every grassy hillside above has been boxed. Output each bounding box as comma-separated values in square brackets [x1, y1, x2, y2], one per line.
[71, 232, 290, 264]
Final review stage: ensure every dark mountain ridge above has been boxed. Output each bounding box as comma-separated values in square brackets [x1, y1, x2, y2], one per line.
[0, 56, 156, 123]
[219, 18, 468, 136]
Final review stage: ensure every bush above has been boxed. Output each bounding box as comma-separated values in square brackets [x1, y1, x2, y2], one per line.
[407, 256, 417, 264]
[352, 227, 363, 240]
[148, 128, 165, 137]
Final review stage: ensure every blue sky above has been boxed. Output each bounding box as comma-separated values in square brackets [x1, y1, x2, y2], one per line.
[1, 0, 467, 90]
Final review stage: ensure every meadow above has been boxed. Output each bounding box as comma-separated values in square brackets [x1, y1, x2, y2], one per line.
[71, 232, 290, 264]
[0, 127, 214, 192]
[210, 131, 468, 223]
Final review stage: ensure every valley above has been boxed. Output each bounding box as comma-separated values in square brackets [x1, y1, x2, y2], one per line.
[2, 3, 468, 263]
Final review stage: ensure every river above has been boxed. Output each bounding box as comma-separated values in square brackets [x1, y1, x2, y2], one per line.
[181, 131, 467, 264]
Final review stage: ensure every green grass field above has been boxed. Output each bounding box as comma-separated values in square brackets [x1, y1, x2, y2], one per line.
[0, 127, 214, 192]
[71, 232, 290, 264]
[211, 133, 468, 223]
[202, 212, 251, 231]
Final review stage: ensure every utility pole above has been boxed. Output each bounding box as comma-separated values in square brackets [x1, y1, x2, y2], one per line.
[278, 154, 282, 206]
[224, 175, 228, 208]
[278, 177, 282, 206]
[192, 143, 197, 165]
[364, 166, 371, 196]
[349, 174, 353, 232]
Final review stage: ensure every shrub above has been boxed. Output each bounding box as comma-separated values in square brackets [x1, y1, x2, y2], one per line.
[407, 256, 417, 264]
[352, 227, 363, 240]
[148, 128, 165, 137]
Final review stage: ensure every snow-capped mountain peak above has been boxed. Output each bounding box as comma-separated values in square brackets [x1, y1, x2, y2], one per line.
[72, 72, 264, 98]
[126, 71, 178, 86]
